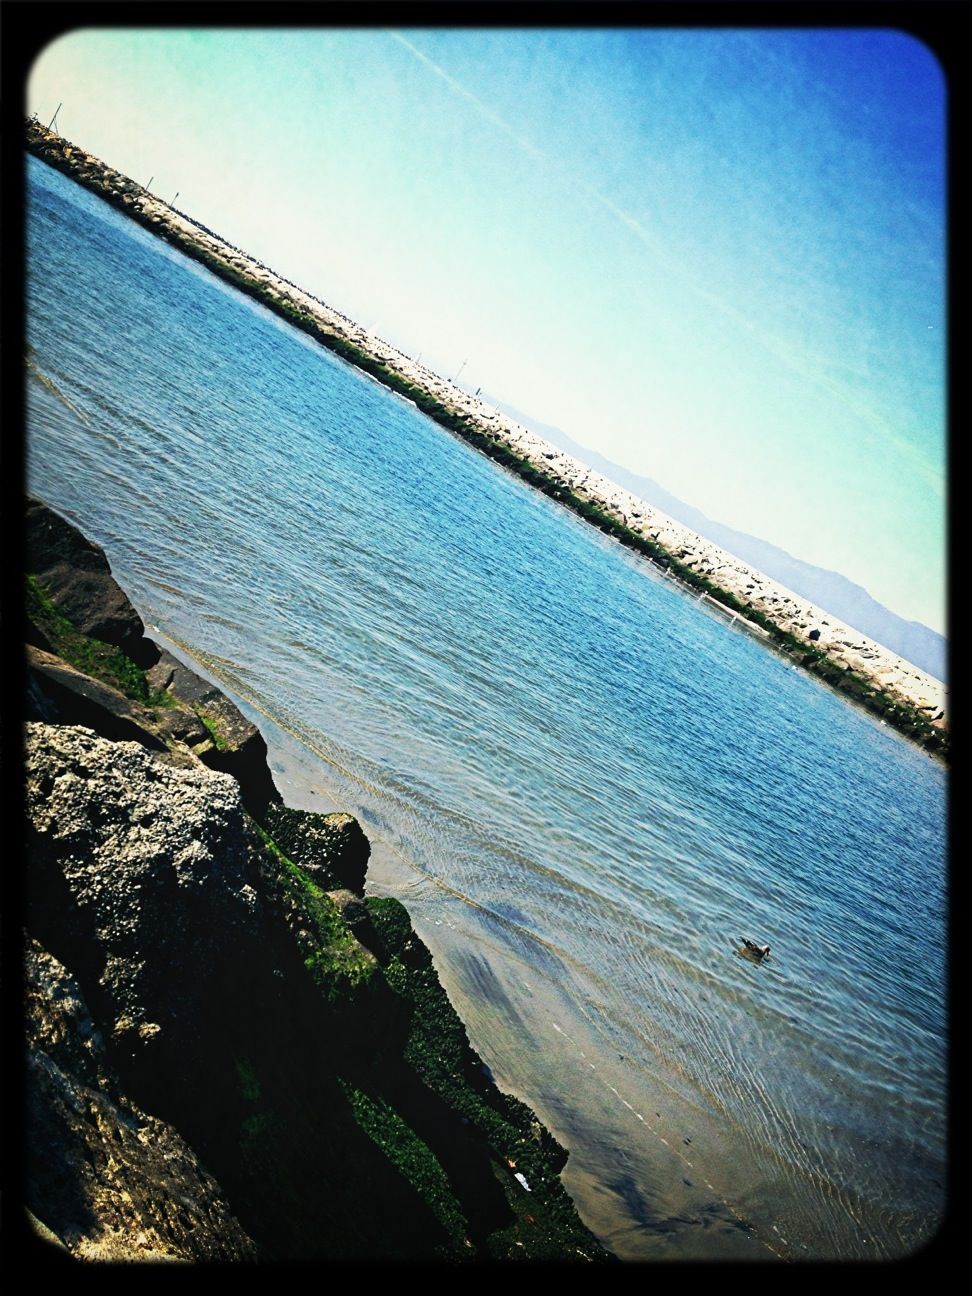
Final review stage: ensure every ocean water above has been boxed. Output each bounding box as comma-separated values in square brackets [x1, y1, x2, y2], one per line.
[26, 154, 947, 1262]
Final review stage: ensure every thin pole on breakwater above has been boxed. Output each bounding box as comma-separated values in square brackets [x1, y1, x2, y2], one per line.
[47, 103, 62, 132]
[696, 588, 770, 638]
[660, 565, 768, 638]
[145, 176, 154, 191]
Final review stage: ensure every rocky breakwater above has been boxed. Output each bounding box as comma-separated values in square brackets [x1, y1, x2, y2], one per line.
[481, 440, 949, 727]
[25, 118, 946, 758]
[22, 497, 611, 1263]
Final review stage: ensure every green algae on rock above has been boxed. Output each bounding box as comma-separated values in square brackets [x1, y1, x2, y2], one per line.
[22, 497, 611, 1262]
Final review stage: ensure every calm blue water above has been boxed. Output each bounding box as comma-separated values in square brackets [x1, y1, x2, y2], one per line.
[26, 155, 947, 1261]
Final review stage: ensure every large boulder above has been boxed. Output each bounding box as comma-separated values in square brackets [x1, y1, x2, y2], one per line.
[25, 935, 258, 1262]
[22, 722, 450, 1260]
[146, 649, 282, 816]
[25, 497, 158, 668]
[263, 804, 370, 895]
[26, 643, 209, 754]
[24, 723, 293, 1110]
[23, 722, 391, 1087]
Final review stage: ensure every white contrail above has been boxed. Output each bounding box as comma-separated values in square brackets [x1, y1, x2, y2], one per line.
[390, 31, 545, 162]
[389, 30, 944, 495]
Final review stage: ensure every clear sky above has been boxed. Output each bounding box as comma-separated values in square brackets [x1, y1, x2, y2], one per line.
[27, 26, 947, 633]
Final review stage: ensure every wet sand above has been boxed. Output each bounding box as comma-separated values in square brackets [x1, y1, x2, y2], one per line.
[251, 696, 789, 1261]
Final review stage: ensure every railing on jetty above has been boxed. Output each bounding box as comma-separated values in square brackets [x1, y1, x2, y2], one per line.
[659, 563, 770, 640]
[696, 590, 771, 638]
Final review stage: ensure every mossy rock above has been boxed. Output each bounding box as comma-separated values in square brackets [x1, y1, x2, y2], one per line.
[26, 496, 157, 668]
[364, 898, 611, 1260]
[261, 805, 370, 896]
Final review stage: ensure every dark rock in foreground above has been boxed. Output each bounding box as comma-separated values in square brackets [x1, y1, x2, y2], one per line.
[25, 935, 258, 1262]
[263, 803, 370, 895]
[26, 496, 157, 668]
[21, 493, 611, 1261]
[26, 496, 281, 816]
[26, 724, 270, 1068]
[146, 648, 281, 816]
[24, 721, 609, 1260]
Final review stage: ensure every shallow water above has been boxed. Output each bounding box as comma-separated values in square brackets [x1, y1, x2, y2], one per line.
[26, 154, 947, 1261]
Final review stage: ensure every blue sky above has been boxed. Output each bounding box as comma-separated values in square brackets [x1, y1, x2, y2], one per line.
[27, 27, 946, 632]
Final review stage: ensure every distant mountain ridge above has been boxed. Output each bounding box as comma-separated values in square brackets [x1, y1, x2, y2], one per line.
[487, 398, 947, 684]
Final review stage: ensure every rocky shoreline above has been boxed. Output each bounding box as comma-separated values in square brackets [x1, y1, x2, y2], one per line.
[22, 497, 611, 1262]
[24, 116, 947, 758]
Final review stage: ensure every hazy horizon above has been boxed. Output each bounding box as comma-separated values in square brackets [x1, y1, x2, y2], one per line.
[484, 389, 947, 645]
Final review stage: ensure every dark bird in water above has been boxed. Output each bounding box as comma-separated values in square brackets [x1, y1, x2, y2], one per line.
[740, 938, 771, 961]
